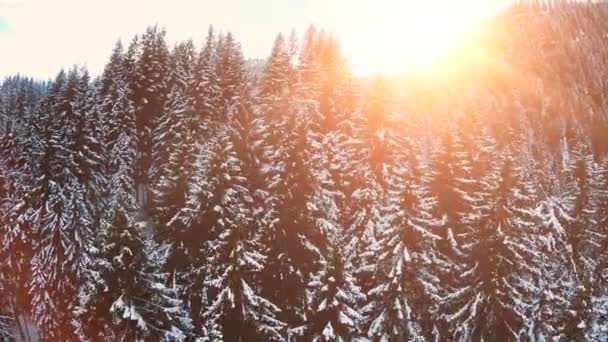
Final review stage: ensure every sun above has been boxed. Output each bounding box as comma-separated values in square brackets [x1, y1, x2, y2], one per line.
[347, 0, 507, 75]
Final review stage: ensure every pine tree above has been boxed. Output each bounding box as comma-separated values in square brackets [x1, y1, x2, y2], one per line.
[299, 246, 365, 342]
[297, 25, 320, 96]
[426, 124, 479, 338]
[77, 79, 187, 341]
[362, 150, 439, 341]
[260, 33, 291, 106]
[585, 154, 608, 339]
[557, 150, 608, 340]
[26, 68, 102, 340]
[76, 72, 137, 339]
[215, 32, 245, 118]
[130, 26, 171, 210]
[203, 91, 285, 341]
[97, 198, 185, 341]
[174, 137, 221, 339]
[100, 41, 126, 99]
[0, 75, 47, 340]
[446, 149, 541, 341]
[257, 31, 331, 333]
[193, 26, 222, 126]
[262, 115, 327, 334]
[151, 40, 197, 227]
[534, 151, 580, 340]
[0, 90, 30, 342]
[342, 76, 390, 289]
[303, 32, 353, 265]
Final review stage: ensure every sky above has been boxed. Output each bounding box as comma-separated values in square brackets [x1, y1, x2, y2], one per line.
[0, 0, 511, 79]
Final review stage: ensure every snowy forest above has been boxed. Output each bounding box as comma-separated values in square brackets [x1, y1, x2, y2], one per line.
[1, 2, 608, 341]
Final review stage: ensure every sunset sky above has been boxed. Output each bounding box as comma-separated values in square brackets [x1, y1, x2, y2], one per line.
[0, 0, 510, 79]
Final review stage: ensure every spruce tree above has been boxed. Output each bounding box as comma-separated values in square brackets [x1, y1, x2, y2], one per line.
[76, 72, 138, 339]
[130, 26, 171, 210]
[558, 150, 608, 340]
[363, 152, 439, 341]
[342, 76, 391, 288]
[27, 68, 102, 340]
[447, 150, 541, 341]
[299, 246, 365, 342]
[203, 91, 285, 341]
[257, 34, 335, 334]
[426, 125, 478, 338]
[215, 32, 244, 118]
[77, 78, 187, 340]
[0, 94, 32, 342]
[151, 40, 197, 227]
[193, 26, 222, 126]
[263, 115, 327, 335]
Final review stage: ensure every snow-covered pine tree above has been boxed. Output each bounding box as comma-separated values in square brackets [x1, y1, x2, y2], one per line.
[159, 88, 255, 339]
[362, 138, 440, 340]
[262, 115, 327, 336]
[299, 245, 366, 342]
[364, 209, 433, 342]
[193, 26, 222, 127]
[0, 76, 48, 341]
[215, 32, 245, 119]
[297, 26, 318, 86]
[341, 76, 391, 292]
[146, 39, 202, 338]
[97, 197, 186, 341]
[96, 198, 149, 341]
[0, 75, 46, 134]
[0, 86, 29, 342]
[171, 136, 222, 339]
[259, 33, 291, 111]
[533, 144, 583, 340]
[151, 40, 197, 227]
[426, 123, 479, 338]
[77, 73, 131, 339]
[77, 76, 187, 341]
[585, 154, 608, 340]
[556, 147, 608, 340]
[306, 33, 353, 200]
[99, 41, 127, 99]
[79, 77, 108, 222]
[298, 30, 353, 297]
[203, 90, 285, 341]
[24, 68, 103, 340]
[256, 31, 331, 334]
[428, 125, 472, 209]
[290, 35, 365, 340]
[257, 31, 292, 158]
[257, 31, 292, 165]
[444, 147, 542, 341]
[130, 25, 171, 210]
[0, 85, 5, 127]
[287, 29, 299, 94]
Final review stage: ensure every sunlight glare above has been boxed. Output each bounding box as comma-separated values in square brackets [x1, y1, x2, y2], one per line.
[348, 0, 508, 75]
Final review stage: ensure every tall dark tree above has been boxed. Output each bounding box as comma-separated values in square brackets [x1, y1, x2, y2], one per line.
[193, 26, 222, 126]
[130, 26, 171, 209]
[257, 32, 333, 334]
[425, 124, 479, 338]
[298, 245, 365, 342]
[151, 40, 197, 226]
[26, 68, 100, 340]
[362, 147, 439, 341]
[447, 150, 541, 341]
[215, 32, 245, 118]
[203, 91, 285, 341]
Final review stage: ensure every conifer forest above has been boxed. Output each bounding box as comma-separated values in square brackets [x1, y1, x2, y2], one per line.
[2, 2, 608, 341]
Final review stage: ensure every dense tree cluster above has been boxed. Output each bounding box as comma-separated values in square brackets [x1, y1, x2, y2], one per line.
[1, 2, 608, 341]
